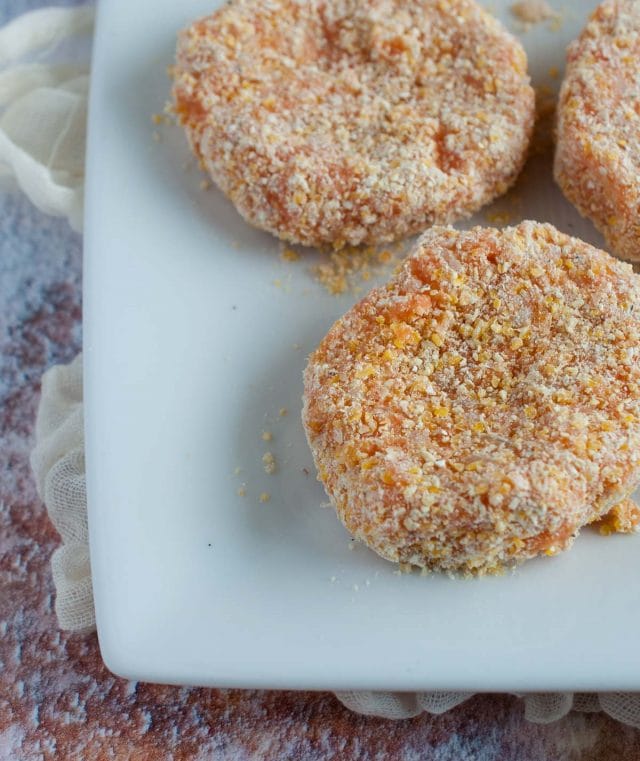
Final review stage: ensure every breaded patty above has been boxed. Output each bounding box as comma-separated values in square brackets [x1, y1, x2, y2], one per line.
[555, 0, 640, 262]
[303, 222, 640, 574]
[173, 0, 534, 248]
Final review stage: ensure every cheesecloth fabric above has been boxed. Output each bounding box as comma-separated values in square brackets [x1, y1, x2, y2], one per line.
[0, 5, 92, 231]
[14, 3, 640, 727]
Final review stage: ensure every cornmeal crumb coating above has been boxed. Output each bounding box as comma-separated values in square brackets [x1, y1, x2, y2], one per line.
[594, 497, 640, 536]
[555, 0, 640, 262]
[172, 0, 534, 248]
[302, 222, 640, 574]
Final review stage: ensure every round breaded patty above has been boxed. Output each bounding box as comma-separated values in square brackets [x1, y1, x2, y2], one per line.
[555, 0, 640, 262]
[172, 0, 534, 248]
[302, 222, 640, 574]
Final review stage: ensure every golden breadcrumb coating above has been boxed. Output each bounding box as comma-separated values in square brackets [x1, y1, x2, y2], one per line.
[173, 0, 534, 248]
[555, 0, 640, 262]
[303, 222, 640, 574]
[594, 497, 640, 535]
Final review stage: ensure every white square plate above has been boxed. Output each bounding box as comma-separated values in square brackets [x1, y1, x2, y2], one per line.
[85, 0, 640, 691]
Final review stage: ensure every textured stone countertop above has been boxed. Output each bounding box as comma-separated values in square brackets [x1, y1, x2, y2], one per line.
[2, 1, 640, 759]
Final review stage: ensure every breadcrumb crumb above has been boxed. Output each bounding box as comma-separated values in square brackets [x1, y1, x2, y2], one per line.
[312, 245, 403, 296]
[262, 452, 277, 475]
[594, 498, 640, 535]
[485, 210, 512, 226]
[280, 247, 301, 263]
[511, 0, 558, 25]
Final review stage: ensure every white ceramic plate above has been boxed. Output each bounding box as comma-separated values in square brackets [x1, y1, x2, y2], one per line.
[85, 0, 640, 691]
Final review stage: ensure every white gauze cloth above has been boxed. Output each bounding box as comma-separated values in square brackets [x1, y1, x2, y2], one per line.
[15, 4, 640, 728]
[0, 5, 93, 231]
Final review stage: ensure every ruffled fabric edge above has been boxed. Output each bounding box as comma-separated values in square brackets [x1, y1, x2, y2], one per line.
[30, 354, 94, 633]
[0, 6, 93, 231]
[335, 690, 640, 727]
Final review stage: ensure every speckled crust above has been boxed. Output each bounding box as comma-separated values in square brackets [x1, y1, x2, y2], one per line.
[555, 0, 640, 262]
[303, 222, 640, 575]
[172, 0, 535, 248]
[593, 497, 640, 535]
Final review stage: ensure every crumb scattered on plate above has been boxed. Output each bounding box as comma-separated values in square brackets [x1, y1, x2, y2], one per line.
[312, 245, 404, 296]
[262, 452, 277, 475]
[511, 0, 558, 25]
